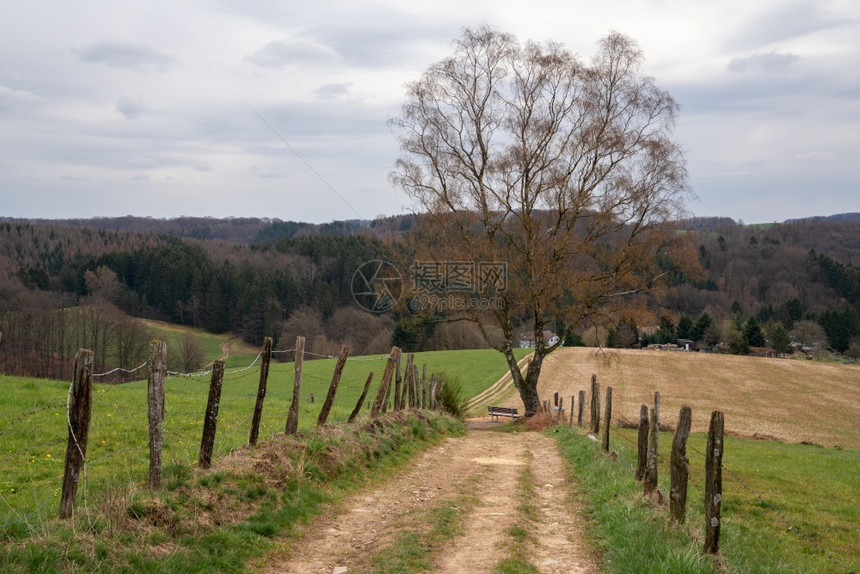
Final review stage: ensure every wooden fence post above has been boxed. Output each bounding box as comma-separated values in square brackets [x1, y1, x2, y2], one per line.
[413, 365, 420, 408]
[285, 336, 305, 434]
[401, 353, 414, 410]
[704, 411, 725, 554]
[590, 375, 600, 434]
[348, 372, 375, 423]
[429, 374, 437, 410]
[317, 345, 350, 427]
[422, 365, 428, 409]
[635, 404, 649, 481]
[401, 360, 412, 410]
[249, 337, 272, 446]
[147, 340, 167, 489]
[393, 350, 402, 411]
[569, 395, 575, 427]
[643, 398, 660, 496]
[198, 360, 224, 469]
[59, 349, 93, 518]
[554, 391, 559, 408]
[670, 406, 693, 524]
[577, 390, 585, 427]
[371, 347, 399, 417]
[601, 386, 612, 452]
[557, 396, 564, 423]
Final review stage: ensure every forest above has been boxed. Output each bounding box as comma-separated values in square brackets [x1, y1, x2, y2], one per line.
[0, 214, 858, 380]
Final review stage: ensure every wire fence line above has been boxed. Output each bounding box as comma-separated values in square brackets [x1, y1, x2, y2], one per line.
[2, 338, 427, 536]
[599, 399, 847, 571]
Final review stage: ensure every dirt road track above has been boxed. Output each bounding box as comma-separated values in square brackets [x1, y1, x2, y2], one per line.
[262, 427, 595, 574]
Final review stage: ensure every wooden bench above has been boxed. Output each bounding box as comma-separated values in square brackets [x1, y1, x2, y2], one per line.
[488, 406, 520, 421]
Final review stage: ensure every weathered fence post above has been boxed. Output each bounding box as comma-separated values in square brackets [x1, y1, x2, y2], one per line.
[400, 353, 414, 410]
[644, 392, 661, 496]
[569, 395, 575, 427]
[147, 340, 167, 489]
[285, 336, 305, 434]
[371, 347, 400, 417]
[577, 390, 585, 427]
[670, 406, 693, 524]
[554, 391, 559, 408]
[590, 374, 600, 434]
[429, 373, 437, 410]
[421, 365, 428, 409]
[602, 386, 613, 452]
[704, 410, 725, 554]
[249, 337, 272, 446]
[59, 349, 93, 518]
[557, 396, 564, 423]
[393, 350, 403, 411]
[348, 372, 375, 423]
[411, 364, 419, 408]
[635, 404, 649, 481]
[198, 360, 224, 469]
[317, 344, 350, 427]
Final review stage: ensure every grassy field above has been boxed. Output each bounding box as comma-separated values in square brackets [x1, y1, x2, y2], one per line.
[0, 344, 523, 533]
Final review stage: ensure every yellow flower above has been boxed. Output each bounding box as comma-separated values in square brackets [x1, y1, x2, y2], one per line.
[46, 453, 51, 458]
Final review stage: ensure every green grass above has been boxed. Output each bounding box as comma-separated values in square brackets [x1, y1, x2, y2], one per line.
[559, 425, 859, 573]
[0, 348, 516, 534]
[610, 428, 860, 573]
[555, 427, 719, 574]
[0, 412, 466, 573]
[407, 348, 531, 399]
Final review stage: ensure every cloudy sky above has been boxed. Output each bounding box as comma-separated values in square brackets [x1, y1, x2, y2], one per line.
[1, 0, 858, 224]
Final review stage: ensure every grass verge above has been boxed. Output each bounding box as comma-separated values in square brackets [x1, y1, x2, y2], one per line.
[555, 427, 719, 574]
[557, 425, 859, 573]
[0, 412, 465, 573]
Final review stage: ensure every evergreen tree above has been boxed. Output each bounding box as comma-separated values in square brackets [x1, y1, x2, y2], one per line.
[676, 314, 693, 340]
[743, 317, 766, 347]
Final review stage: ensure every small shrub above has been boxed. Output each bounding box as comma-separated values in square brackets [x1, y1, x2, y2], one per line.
[435, 372, 468, 418]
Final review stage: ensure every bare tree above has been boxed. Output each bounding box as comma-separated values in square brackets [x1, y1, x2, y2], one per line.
[175, 332, 206, 373]
[390, 26, 692, 415]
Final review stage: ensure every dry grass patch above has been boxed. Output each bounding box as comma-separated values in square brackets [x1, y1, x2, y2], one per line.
[517, 347, 859, 448]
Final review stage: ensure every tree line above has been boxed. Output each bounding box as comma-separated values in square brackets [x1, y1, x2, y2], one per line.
[1, 215, 859, 380]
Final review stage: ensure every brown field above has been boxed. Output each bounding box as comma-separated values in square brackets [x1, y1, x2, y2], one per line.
[502, 347, 860, 449]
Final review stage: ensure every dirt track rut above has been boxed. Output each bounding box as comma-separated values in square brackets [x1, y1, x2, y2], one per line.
[262, 427, 595, 574]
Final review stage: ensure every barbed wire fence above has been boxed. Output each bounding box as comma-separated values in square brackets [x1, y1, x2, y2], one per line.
[1, 338, 425, 535]
[570, 390, 850, 573]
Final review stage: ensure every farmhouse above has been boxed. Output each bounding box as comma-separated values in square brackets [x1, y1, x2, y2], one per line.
[518, 330, 560, 348]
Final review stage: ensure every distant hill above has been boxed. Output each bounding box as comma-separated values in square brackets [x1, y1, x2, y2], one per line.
[784, 212, 860, 224]
[0, 214, 419, 244]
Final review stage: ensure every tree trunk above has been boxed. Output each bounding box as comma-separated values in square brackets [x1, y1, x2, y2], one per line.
[503, 348, 543, 416]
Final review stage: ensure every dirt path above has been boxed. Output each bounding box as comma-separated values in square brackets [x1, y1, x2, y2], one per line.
[218, 336, 238, 362]
[262, 427, 596, 574]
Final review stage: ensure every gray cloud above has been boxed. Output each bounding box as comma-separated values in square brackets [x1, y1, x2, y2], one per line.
[126, 157, 158, 169]
[0, 85, 42, 110]
[728, 0, 856, 50]
[76, 42, 174, 71]
[314, 82, 352, 100]
[115, 97, 153, 119]
[728, 51, 800, 73]
[246, 38, 340, 68]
